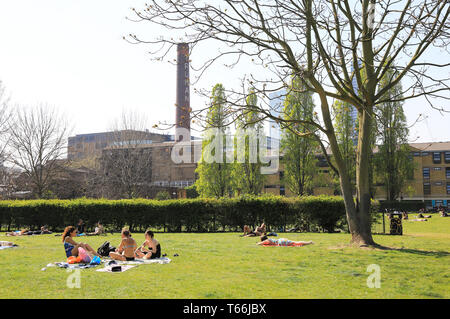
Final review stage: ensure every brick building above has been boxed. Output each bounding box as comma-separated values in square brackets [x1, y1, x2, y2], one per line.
[68, 130, 172, 161]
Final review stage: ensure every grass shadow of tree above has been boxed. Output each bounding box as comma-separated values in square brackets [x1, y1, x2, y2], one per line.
[361, 244, 450, 258]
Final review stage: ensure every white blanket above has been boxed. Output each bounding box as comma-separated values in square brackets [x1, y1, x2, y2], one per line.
[109, 257, 172, 265]
[96, 257, 171, 273]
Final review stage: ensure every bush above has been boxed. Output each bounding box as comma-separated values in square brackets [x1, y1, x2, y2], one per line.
[155, 191, 171, 201]
[0, 196, 347, 233]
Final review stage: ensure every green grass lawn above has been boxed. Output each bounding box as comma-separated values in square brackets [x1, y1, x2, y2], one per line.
[0, 215, 449, 299]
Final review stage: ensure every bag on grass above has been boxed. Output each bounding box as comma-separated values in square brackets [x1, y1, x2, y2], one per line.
[97, 241, 116, 257]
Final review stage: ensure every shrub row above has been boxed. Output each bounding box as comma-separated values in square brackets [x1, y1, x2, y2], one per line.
[0, 196, 347, 233]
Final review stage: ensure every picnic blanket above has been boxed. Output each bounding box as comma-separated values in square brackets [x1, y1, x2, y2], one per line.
[96, 257, 172, 273]
[42, 257, 171, 272]
[43, 262, 102, 270]
[105, 257, 172, 265]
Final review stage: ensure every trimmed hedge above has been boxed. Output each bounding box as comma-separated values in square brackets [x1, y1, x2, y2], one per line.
[0, 196, 347, 233]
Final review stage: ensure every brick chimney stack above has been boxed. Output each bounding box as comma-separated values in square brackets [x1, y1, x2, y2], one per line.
[175, 43, 191, 142]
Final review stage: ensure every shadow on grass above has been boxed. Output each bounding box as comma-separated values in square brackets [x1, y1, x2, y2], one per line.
[363, 244, 450, 258]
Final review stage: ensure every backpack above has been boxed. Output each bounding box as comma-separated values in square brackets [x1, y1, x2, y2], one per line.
[97, 241, 116, 257]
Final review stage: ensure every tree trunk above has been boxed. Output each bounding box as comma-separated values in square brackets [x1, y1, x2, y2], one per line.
[352, 107, 376, 246]
[325, 107, 376, 247]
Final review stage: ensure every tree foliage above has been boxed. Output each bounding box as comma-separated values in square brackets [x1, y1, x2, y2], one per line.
[281, 76, 318, 196]
[195, 83, 233, 197]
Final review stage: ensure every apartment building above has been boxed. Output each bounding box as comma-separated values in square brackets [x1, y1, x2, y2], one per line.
[262, 141, 450, 209]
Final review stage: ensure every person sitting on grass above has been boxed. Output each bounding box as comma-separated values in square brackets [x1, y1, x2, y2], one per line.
[40, 225, 52, 234]
[255, 223, 266, 236]
[87, 222, 105, 236]
[439, 210, 448, 217]
[76, 219, 85, 235]
[241, 225, 256, 237]
[135, 230, 161, 260]
[109, 228, 137, 261]
[257, 235, 314, 247]
[62, 226, 100, 258]
[242, 223, 267, 237]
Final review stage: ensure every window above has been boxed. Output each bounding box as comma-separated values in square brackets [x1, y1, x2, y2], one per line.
[423, 167, 430, 179]
[447, 183, 450, 195]
[413, 152, 420, 157]
[434, 182, 442, 186]
[421, 152, 429, 156]
[279, 171, 284, 180]
[446, 168, 450, 179]
[423, 183, 431, 195]
[433, 167, 442, 171]
[445, 152, 450, 163]
[280, 186, 285, 196]
[433, 152, 441, 164]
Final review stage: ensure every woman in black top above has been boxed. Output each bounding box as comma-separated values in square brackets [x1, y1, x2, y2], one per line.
[135, 230, 161, 259]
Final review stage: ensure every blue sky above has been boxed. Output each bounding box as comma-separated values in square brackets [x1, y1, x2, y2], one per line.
[0, 0, 448, 143]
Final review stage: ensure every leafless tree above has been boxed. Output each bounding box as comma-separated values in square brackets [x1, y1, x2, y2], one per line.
[127, 0, 450, 246]
[8, 104, 70, 198]
[100, 109, 154, 198]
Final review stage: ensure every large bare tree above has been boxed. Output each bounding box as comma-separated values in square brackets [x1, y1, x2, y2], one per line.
[100, 109, 154, 199]
[8, 105, 70, 198]
[127, 0, 450, 246]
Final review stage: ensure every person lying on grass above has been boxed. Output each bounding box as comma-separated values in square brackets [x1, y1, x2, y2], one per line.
[0, 241, 17, 247]
[6, 226, 51, 236]
[257, 235, 314, 247]
[40, 226, 52, 234]
[135, 230, 161, 260]
[6, 229, 29, 236]
[109, 228, 137, 261]
[62, 226, 100, 258]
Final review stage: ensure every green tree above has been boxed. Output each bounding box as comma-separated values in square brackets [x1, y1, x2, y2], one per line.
[195, 84, 232, 197]
[134, 0, 450, 246]
[281, 76, 318, 196]
[231, 88, 266, 195]
[374, 68, 413, 201]
[332, 100, 357, 193]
